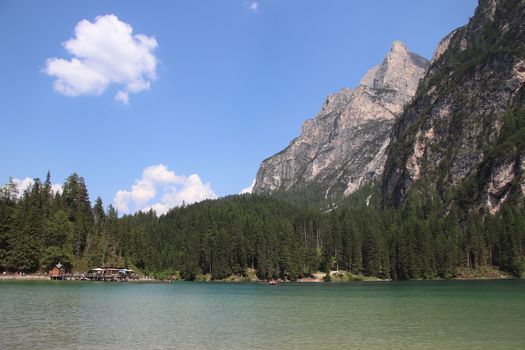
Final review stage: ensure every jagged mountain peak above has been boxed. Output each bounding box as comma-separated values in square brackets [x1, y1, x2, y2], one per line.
[253, 42, 429, 202]
[390, 40, 409, 53]
[359, 41, 429, 98]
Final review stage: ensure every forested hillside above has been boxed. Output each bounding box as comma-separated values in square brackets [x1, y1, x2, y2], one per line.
[1, 172, 523, 279]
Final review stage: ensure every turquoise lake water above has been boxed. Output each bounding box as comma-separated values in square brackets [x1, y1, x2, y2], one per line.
[1, 280, 524, 349]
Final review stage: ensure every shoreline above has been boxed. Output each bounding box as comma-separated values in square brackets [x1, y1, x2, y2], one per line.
[0, 273, 159, 283]
[0, 273, 518, 283]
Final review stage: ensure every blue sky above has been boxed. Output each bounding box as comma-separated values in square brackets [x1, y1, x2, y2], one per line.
[0, 0, 478, 214]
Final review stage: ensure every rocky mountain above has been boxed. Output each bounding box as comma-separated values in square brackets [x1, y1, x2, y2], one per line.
[382, 0, 525, 213]
[253, 41, 429, 202]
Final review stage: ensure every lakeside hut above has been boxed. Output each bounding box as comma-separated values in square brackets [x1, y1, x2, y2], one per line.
[48, 263, 66, 280]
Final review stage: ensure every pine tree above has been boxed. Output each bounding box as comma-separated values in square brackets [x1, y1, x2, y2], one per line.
[0, 179, 18, 271]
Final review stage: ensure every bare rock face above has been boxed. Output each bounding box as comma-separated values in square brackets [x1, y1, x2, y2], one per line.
[431, 30, 457, 64]
[253, 42, 429, 200]
[382, 0, 525, 213]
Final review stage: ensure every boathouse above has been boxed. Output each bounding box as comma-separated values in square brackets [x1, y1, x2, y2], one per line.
[48, 263, 66, 280]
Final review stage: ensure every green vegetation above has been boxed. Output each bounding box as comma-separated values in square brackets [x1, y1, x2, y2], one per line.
[1, 171, 523, 280]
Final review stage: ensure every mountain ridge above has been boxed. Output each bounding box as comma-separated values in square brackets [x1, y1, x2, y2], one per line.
[381, 0, 525, 213]
[253, 41, 430, 203]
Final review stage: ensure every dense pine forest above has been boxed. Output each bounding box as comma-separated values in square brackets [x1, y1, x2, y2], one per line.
[1, 171, 523, 280]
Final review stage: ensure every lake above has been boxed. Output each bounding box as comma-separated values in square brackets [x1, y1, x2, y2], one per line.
[1, 280, 524, 349]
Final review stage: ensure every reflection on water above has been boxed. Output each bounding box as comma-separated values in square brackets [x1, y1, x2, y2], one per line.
[1, 280, 524, 349]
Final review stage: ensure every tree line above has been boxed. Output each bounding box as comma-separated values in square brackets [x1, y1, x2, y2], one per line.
[1, 172, 523, 279]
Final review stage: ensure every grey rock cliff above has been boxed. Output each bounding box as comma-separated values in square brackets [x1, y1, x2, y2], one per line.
[253, 42, 429, 200]
[382, 0, 525, 212]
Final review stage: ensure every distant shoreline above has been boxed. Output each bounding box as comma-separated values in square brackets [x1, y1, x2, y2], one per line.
[0, 273, 518, 283]
[0, 273, 159, 283]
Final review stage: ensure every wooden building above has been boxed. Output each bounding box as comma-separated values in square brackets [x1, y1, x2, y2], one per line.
[48, 263, 66, 280]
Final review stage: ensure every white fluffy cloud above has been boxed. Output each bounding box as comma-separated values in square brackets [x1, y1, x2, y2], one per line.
[44, 14, 158, 103]
[11, 177, 34, 195]
[9, 177, 63, 197]
[113, 164, 217, 215]
[240, 179, 255, 194]
[244, 1, 259, 13]
[51, 183, 64, 195]
[114, 90, 129, 104]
